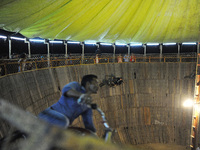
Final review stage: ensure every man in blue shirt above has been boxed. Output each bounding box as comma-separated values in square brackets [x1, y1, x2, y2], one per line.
[38, 74, 99, 133]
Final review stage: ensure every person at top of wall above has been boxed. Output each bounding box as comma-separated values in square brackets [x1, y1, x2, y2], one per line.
[117, 54, 123, 63]
[95, 54, 99, 64]
[130, 53, 136, 62]
[18, 53, 27, 72]
[123, 53, 129, 62]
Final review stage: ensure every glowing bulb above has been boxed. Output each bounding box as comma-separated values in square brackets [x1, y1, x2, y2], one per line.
[183, 99, 194, 107]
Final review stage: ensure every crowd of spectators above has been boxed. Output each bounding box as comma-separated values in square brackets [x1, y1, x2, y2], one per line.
[0, 53, 81, 76]
[0, 53, 136, 76]
[117, 53, 135, 63]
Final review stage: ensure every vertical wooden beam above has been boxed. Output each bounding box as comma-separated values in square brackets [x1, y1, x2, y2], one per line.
[120, 86, 123, 109]
[190, 53, 200, 150]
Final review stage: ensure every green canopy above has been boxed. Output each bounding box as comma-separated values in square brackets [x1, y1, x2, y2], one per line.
[0, 0, 199, 43]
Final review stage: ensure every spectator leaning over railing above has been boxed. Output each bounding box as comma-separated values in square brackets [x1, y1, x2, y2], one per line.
[51, 56, 60, 67]
[0, 60, 6, 76]
[95, 54, 99, 64]
[117, 54, 123, 63]
[12, 53, 19, 59]
[123, 53, 129, 62]
[130, 53, 136, 62]
[67, 53, 73, 65]
[18, 53, 27, 72]
[37, 56, 45, 69]
[26, 62, 33, 70]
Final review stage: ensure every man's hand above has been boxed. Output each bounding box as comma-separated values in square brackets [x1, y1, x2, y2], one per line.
[77, 94, 93, 105]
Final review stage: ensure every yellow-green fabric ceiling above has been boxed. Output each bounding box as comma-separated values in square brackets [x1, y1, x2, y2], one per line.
[0, 0, 199, 43]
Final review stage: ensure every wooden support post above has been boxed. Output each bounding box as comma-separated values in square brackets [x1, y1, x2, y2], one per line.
[190, 53, 200, 150]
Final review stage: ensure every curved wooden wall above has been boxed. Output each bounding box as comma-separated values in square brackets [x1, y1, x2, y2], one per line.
[0, 62, 195, 146]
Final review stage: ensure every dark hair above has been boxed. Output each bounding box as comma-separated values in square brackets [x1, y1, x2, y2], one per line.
[81, 74, 97, 87]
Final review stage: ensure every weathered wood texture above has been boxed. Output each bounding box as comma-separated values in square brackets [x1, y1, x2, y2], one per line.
[0, 63, 195, 146]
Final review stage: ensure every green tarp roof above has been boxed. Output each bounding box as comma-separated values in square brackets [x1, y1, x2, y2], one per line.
[0, 0, 199, 43]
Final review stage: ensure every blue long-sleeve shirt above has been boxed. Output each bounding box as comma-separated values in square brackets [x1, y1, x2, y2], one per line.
[51, 81, 96, 132]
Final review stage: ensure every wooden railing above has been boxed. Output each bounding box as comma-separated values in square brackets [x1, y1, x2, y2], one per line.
[0, 56, 197, 77]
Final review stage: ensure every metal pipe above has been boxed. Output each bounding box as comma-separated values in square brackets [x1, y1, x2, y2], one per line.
[143, 44, 146, 56]
[44, 40, 50, 67]
[113, 43, 115, 63]
[96, 43, 100, 49]
[159, 44, 163, 62]
[81, 42, 84, 64]
[8, 37, 11, 59]
[64, 41, 68, 58]
[178, 43, 180, 57]
[127, 44, 130, 57]
[25, 39, 31, 58]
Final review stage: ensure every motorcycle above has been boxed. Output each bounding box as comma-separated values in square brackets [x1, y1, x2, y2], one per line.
[0, 101, 114, 150]
[68, 103, 114, 142]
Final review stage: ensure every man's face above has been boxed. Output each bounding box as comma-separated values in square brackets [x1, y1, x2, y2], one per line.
[87, 78, 99, 93]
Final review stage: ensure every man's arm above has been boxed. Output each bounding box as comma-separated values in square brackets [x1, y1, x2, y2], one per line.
[62, 82, 83, 98]
[64, 88, 93, 104]
[64, 89, 82, 98]
[81, 109, 96, 133]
